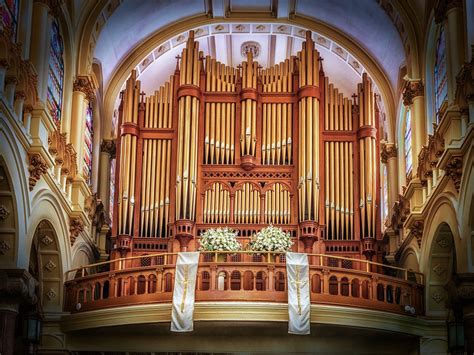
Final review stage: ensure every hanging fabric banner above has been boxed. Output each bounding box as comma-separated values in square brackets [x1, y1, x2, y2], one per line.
[286, 252, 310, 335]
[171, 252, 200, 332]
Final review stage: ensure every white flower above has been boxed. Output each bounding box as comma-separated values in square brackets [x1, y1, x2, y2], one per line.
[248, 224, 293, 252]
[198, 227, 241, 251]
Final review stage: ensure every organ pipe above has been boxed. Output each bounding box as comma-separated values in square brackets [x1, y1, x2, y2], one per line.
[113, 30, 383, 260]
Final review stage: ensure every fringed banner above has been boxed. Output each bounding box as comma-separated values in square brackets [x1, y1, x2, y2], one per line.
[286, 252, 310, 335]
[171, 252, 199, 332]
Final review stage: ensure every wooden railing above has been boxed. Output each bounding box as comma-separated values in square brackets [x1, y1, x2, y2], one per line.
[64, 252, 424, 316]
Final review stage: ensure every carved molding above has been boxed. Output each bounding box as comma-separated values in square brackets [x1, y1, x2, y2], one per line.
[444, 157, 462, 192]
[28, 153, 48, 191]
[434, 0, 463, 24]
[0, 29, 38, 106]
[390, 194, 410, 230]
[69, 217, 84, 246]
[0, 240, 11, 255]
[100, 139, 116, 158]
[0, 269, 38, 305]
[0, 205, 10, 222]
[455, 46, 474, 107]
[380, 142, 397, 164]
[402, 80, 424, 106]
[73, 76, 95, 102]
[409, 220, 424, 248]
[62, 144, 78, 183]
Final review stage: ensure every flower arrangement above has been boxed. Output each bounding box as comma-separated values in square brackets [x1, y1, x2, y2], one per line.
[198, 227, 241, 251]
[248, 225, 293, 252]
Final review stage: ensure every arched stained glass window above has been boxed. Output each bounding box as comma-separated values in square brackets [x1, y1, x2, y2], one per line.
[47, 20, 64, 124]
[0, 0, 19, 40]
[434, 26, 447, 122]
[404, 109, 412, 176]
[83, 104, 93, 185]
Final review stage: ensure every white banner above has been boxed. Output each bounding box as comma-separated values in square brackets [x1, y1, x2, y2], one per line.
[171, 252, 200, 332]
[286, 252, 310, 335]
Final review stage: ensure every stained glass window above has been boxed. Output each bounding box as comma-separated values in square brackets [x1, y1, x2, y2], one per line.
[47, 20, 64, 124]
[109, 158, 116, 222]
[434, 26, 448, 122]
[0, 0, 19, 41]
[83, 104, 93, 185]
[405, 109, 412, 176]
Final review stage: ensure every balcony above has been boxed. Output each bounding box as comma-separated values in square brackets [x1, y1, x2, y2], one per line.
[64, 252, 424, 317]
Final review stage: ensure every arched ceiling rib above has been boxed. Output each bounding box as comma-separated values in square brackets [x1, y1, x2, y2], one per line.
[94, 0, 405, 94]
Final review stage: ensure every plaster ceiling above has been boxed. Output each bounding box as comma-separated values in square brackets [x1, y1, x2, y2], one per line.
[94, 0, 405, 100]
[133, 24, 364, 99]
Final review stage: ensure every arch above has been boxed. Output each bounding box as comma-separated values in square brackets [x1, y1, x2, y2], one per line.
[201, 271, 210, 291]
[329, 276, 338, 295]
[230, 270, 241, 290]
[0, 120, 30, 268]
[26, 189, 71, 276]
[28, 220, 64, 312]
[0, 158, 18, 267]
[425, 222, 456, 316]
[255, 271, 266, 291]
[102, 15, 397, 149]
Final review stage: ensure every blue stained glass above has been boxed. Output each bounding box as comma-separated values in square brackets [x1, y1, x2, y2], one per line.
[47, 20, 64, 124]
[0, 0, 19, 40]
[405, 109, 412, 176]
[84, 105, 93, 185]
[434, 27, 448, 122]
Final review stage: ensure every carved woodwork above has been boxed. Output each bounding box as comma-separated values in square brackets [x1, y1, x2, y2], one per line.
[28, 153, 48, 191]
[111, 30, 383, 262]
[69, 217, 84, 246]
[408, 220, 424, 247]
[444, 157, 463, 192]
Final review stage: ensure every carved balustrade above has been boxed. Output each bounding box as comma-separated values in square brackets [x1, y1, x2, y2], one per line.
[64, 252, 424, 316]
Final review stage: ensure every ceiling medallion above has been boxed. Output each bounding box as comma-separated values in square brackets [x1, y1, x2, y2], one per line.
[241, 41, 261, 59]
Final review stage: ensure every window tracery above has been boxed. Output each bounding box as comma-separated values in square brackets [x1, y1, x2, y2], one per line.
[47, 19, 64, 124]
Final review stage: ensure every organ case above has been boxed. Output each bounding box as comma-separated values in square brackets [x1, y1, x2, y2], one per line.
[111, 31, 383, 263]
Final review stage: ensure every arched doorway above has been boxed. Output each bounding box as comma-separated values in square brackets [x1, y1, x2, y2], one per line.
[0, 160, 17, 266]
[28, 220, 64, 313]
[427, 222, 456, 316]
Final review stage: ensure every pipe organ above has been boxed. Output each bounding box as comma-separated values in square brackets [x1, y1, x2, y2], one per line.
[112, 30, 383, 262]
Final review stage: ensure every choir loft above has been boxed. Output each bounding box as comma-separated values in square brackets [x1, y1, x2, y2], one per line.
[0, 0, 473, 354]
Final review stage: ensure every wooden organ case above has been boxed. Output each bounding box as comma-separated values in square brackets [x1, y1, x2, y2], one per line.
[112, 31, 384, 264]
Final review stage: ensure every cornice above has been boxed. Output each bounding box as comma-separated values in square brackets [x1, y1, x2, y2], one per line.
[61, 302, 446, 337]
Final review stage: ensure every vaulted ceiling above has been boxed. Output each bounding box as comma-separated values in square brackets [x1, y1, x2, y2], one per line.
[93, 0, 405, 97]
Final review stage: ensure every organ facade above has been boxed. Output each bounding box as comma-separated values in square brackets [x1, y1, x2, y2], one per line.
[112, 31, 382, 263]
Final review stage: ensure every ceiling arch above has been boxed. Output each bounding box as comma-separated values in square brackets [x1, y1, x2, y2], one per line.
[94, 0, 405, 92]
[90, 1, 407, 142]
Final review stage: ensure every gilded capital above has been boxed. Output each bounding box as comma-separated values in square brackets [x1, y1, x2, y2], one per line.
[380, 142, 397, 164]
[100, 139, 116, 158]
[402, 80, 424, 106]
[73, 76, 95, 102]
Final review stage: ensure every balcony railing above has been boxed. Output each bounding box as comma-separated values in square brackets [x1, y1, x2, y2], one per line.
[64, 252, 424, 316]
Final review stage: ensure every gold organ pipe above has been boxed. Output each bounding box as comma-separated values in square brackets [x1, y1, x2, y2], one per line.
[344, 142, 350, 239]
[349, 142, 354, 238]
[325, 142, 329, 237]
[334, 141, 339, 238]
[154, 140, 162, 236]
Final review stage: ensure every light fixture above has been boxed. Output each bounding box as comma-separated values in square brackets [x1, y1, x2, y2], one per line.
[22, 311, 42, 344]
[447, 315, 464, 354]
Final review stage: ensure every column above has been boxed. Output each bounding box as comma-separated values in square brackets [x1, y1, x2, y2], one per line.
[403, 80, 425, 171]
[70, 76, 95, 210]
[0, 270, 37, 355]
[99, 140, 116, 212]
[29, 0, 50, 103]
[381, 143, 399, 211]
